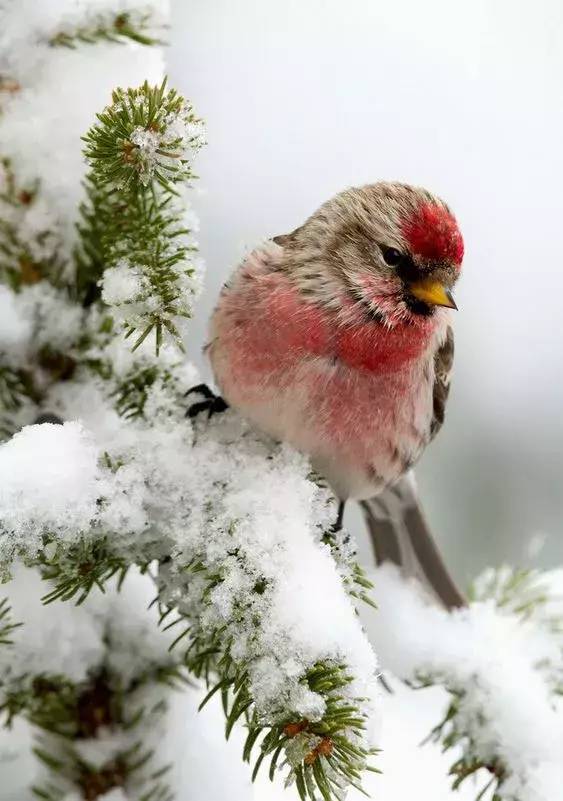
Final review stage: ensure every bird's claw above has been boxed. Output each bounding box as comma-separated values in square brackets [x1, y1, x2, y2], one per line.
[185, 383, 216, 401]
[329, 501, 345, 534]
[185, 384, 229, 420]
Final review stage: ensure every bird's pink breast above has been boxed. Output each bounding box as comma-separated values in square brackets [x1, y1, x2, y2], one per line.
[210, 263, 442, 498]
[230, 273, 435, 372]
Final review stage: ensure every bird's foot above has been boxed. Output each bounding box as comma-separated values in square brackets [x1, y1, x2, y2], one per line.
[34, 412, 63, 425]
[185, 384, 229, 420]
[330, 501, 345, 534]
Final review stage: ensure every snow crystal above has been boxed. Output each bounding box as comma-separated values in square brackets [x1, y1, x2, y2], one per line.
[118, 97, 206, 187]
[101, 260, 145, 305]
[165, 112, 207, 157]
[130, 126, 161, 184]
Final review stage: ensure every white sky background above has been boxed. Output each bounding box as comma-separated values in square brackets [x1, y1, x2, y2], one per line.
[168, 0, 563, 583]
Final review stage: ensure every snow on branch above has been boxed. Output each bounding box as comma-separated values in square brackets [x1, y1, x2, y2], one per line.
[0, 409, 380, 799]
[0, 1, 173, 440]
[0, 565, 184, 800]
[0, 156, 67, 291]
[78, 79, 206, 353]
[0, 3, 168, 265]
[0, 4, 234, 800]
[0, 1, 168, 53]
[365, 564, 563, 801]
[48, 10, 165, 49]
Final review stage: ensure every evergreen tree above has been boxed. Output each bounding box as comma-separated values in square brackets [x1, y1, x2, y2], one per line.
[0, 3, 561, 801]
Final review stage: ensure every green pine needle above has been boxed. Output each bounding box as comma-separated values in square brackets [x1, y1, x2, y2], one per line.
[0, 157, 67, 292]
[49, 12, 164, 49]
[39, 538, 130, 605]
[75, 80, 205, 353]
[0, 597, 22, 645]
[0, 362, 37, 415]
[162, 570, 376, 801]
[4, 666, 175, 800]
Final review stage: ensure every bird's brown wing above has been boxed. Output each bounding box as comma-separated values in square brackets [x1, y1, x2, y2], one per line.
[360, 325, 463, 611]
[430, 325, 455, 440]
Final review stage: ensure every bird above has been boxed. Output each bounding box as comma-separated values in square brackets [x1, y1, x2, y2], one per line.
[199, 182, 465, 608]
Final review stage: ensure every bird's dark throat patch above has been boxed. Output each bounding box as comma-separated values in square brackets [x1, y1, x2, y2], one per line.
[403, 292, 435, 317]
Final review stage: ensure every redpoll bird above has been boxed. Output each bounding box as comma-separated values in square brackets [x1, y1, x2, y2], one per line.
[205, 182, 465, 608]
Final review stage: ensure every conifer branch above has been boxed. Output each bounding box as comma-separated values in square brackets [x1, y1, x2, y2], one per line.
[48, 11, 165, 49]
[0, 566, 189, 801]
[77, 80, 205, 353]
[30, 513, 378, 801]
[158, 548, 378, 801]
[0, 363, 36, 412]
[2, 670, 175, 801]
[111, 364, 177, 420]
[413, 565, 563, 801]
[0, 361, 37, 442]
[420, 685, 507, 801]
[39, 538, 132, 606]
[0, 597, 21, 645]
[471, 566, 563, 695]
[0, 157, 67, 291]
[0, 410, 380, 801]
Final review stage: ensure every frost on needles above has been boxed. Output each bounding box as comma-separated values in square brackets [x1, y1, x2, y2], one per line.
[0, 412, 381, 799]
[78, 79, 206, 354]
[365, 564, 563, 801]
[0, 565, 188, 801]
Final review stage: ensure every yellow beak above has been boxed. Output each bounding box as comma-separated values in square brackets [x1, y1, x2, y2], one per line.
[409, 279, 458, 310]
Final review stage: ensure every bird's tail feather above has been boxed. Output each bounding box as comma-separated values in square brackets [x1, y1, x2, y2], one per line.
[360, 472, 465, 610]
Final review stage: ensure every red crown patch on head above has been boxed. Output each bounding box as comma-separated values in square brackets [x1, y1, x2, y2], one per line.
[403, 203, 464, 265]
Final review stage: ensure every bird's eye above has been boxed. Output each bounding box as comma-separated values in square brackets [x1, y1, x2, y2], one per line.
[381, 246, 404, 267]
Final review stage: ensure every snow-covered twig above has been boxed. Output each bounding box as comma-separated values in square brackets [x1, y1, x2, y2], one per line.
[364, 564, 563, 801]
[79, 79, 206, 353]
[0, 407, 381, 798]
[0, 566, 184, 801]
